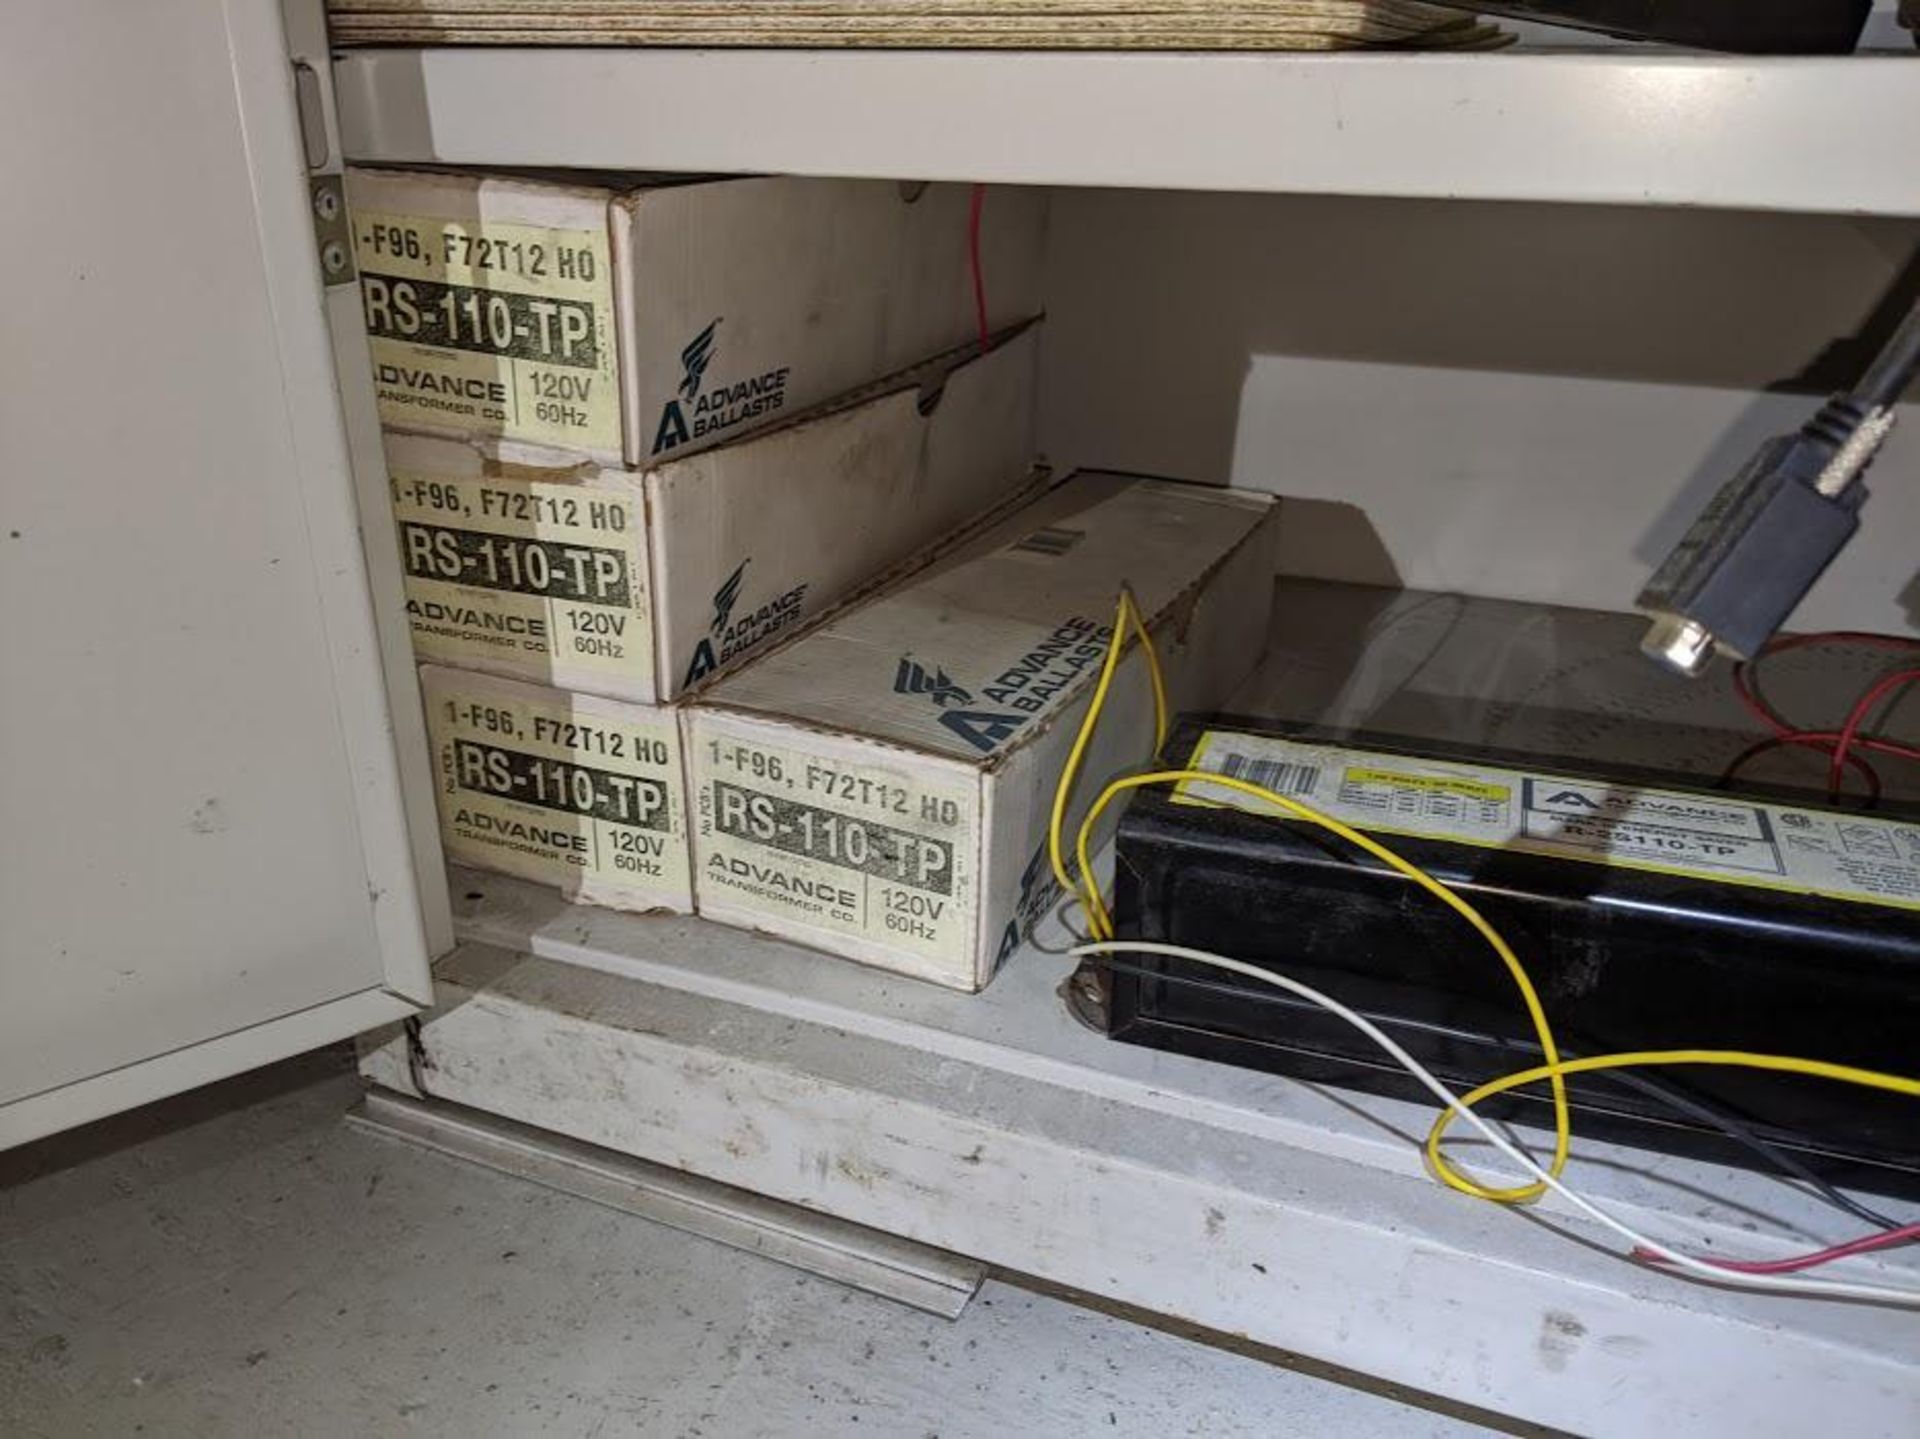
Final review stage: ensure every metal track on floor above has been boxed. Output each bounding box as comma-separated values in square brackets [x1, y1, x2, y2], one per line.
[350, 1087, 986, 1319]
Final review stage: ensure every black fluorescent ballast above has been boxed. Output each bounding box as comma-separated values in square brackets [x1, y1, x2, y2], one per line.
[1105, 716, 1920, 1198]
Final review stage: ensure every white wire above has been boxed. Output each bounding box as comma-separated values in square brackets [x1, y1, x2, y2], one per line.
[1073, 939, 1920, 1308]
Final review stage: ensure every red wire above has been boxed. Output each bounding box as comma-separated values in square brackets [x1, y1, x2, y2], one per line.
[1733, 636, 1920, 759]
[1703, 640, 1920, 1274]
[1748, 631, 1920, 659]
[1730, 703, 1920, 767]
[1635, 1222, 1920, 1276]
[1830, 670, 1920, 798]
[967, 183, 991, 353]
[1720, 733, 1882, 805]
[1725, 632, 1920, 804]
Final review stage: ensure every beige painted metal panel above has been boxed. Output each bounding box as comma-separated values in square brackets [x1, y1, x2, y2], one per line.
[333, 47, 1920, 217]
[0, 0, 441, 1145]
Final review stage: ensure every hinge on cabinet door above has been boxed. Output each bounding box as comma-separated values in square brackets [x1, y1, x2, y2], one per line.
[308, 175, 355, 287]
[291, 58, 354, 287]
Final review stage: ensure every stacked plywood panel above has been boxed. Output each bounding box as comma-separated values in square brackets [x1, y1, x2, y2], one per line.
[328, 0, 1510, 50]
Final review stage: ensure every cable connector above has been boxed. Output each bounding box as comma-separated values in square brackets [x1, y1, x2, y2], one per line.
[1636, 396, 1889, 676]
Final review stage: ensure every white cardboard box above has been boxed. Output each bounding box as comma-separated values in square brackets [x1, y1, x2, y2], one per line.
[685, 473, 1279, 990]
[346, 167, 1046, 465]
[386, 328, 1041, 703]
[419, 666, 692, 913]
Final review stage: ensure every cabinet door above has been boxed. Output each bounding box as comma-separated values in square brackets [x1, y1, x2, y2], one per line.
[0, 0, 450, 1146]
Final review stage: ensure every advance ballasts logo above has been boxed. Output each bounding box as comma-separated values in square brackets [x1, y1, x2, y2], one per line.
[892, 657, 971, 710]
[651, 318, 793, 455]
[684, 558, 810, 689]
[710, 556, 747, 635]
[892, 618, 1115, 755]
[891, 655, 1022, 755]
[677, 318, 717, 400]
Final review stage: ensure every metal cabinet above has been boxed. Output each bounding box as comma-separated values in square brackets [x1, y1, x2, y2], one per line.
[0, 0, 449, 1146]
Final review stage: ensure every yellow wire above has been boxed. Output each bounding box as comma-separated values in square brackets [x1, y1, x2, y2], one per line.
[1074, 767, 1571, 1203]
[1425, 1050, 1920, 1192]
[1045, 587, 1168, 902]
[1052, 584, 1920, 1213]
[1126, 589, 1169, 752]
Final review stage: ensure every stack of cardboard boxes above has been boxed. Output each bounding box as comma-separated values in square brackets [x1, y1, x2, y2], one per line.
[353, 168, 1278, 991]
[353, 168, 1049, 914]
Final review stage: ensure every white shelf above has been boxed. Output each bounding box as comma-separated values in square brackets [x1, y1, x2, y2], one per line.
[363, 868, 1920, 1437]
[333, 47, 1920, 216]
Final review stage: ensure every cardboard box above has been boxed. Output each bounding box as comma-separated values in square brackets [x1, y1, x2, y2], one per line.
[420, 666, 691, 913]
[685, 473, 1279, 989]
[347, 167, 1047, 465]
[387, 328, 1040, 703]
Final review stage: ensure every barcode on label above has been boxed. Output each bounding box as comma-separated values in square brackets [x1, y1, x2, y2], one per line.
[1010, 525, 1084, 558]
[1219, 752, 1321, 797]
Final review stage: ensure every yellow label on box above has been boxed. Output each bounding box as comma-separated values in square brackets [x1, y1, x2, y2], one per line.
[691, 732, 979, 973]
[394, 470, 653, 698]
[425, 675, 689, 912]
[1342, 766, 1511, 804]
[1176, 728, 1920, 912]
[353, 210, 619, 454]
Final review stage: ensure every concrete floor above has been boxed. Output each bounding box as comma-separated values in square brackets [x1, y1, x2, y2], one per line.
[1, 1048, 1492, 1437]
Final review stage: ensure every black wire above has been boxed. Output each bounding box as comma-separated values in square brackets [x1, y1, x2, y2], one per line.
[1090, 955, 1900, 1231]
[1855, 292, 1920, 411]
[1600, 1066, 1899, 1231]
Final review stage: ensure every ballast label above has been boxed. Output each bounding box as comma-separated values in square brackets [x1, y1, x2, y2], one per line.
[354, 211, 618, 453]
[393, 470, 652, 696]
[691, 732, 977, 970]
[425, 676, 689, 910]
[1176, 730, 1920, 912]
